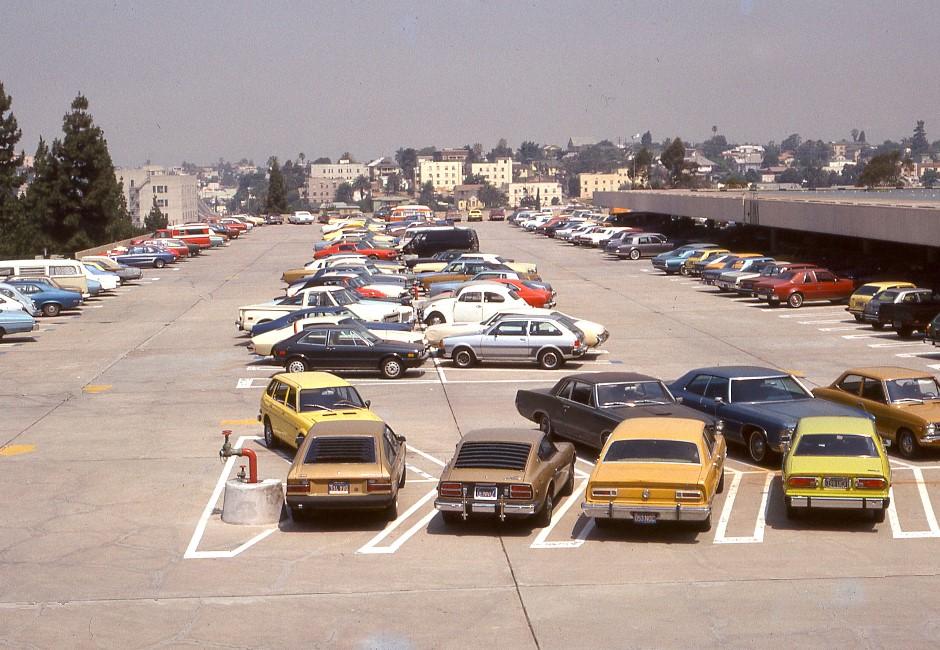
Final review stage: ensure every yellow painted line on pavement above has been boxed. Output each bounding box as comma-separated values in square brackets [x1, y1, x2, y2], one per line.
[219, 419, 259, 426]
[83, 384, 112, 394]
[0, 444, 36, 457]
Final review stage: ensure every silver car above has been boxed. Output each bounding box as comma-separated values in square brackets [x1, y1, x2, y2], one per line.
[440, 316, 586, 370]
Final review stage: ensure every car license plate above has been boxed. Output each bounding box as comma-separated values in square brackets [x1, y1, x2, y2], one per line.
[632, 512, 658, 525]
[328, 481, 349, 495]
[474, 485, 497, 500]
[823, 477, 850, 489]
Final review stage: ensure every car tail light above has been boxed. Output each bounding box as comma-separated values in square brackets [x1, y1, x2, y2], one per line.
[591, 487, 617, 498]
[439, 482, 462, 498]
[573, 338, 581, 349]
[675, 489, 703, 501]
[787, 476, 818, 489]
[367, 479, 393, 493]
[286, 479, 310, 494]
[508, 484, 533, 500]
[276, 349, 286, 357]
[855, 477, 887, 489]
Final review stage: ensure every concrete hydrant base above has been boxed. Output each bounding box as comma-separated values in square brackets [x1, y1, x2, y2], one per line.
[221, 478, 283, 525]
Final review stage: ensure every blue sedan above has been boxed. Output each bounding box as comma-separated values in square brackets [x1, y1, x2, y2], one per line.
[670, 365, 867, 464]
[110, 246, 176, 268]
[8, 280, 83, 317]
[0, 310, 36, 339]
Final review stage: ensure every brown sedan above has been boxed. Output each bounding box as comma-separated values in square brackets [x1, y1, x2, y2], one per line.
[434, 429, 576, 527]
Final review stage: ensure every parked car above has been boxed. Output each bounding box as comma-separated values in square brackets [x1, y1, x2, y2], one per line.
[651, 244, 720, 275]
[314, 241, 399, 261]
[250, 313, 421, 356]
[286, 419, 406, 520]
[429, 277, 554, 307]
[425, 308, 608, 347]
[581, 417, 725, 531]
[434, 428, 575, 527]
[441, 315, 586, 370]
[614, 234, 672, 260]
[736, 262, 817, 296]
[847, 281, 916, 321]
[813, 367, 940, 458]
[753, 268, 855, 308]
[701, 256, 771, 286]
[259, 371, 382, 450]
[271, 323, 427, 379]
[412, 253, 536, 276]
[399, 227, 479, 257]
[403, 249, 466, 269]
[681, 248, 730, 276]
[0, 309, 37, 339]
[109, 245, 176, 269]
[6, 279, 82, 317]
[782, 416, 890, 522]
[0, 282, 39, 316]
[487, 209, 505, 221]
[873, 290, 940, 337]
[287, 273, 410, 301]
[289, 211, 316, 224]
[80, 256, 143, 283]
[418, 283, 533, 325]
[82, 263, 120, 291]
[670, 366, 866, 463]
[715, 259, 778, 293]
[515, 372, 717, 449]
[861, 287, 932, 330]
[237, 286, 413, 331]
[415, 261, 519, 291]
[467, 209, 483, 222]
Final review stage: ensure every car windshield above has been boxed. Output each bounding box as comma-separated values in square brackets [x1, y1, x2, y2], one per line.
[604, 439, 700, 464]
[885, 377, 940, 403]
[776, 272, 797, 281]
[596, 381, 672, 407]
[298, 386, 365, 411]
[331, 289, 358, 305]
[730, 376, 811, 402]
[793, 433, 878, 457]
[875, 290, 900, 302]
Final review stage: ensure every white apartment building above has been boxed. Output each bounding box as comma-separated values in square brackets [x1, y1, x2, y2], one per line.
[116, 166, 198, 226]
[308, 160, 368, 182]
[507, 181, 563, 208]
[579, 168, 631, 199]
[470, 157, 512, 187]
[418, 160, 464, 193]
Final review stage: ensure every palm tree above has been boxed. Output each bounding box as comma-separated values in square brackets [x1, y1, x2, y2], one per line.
[352, 175, 371, 201]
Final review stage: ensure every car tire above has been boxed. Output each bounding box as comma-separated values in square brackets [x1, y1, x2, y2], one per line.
[538, 349, 562, 370]
[42, 303, 61, 317]
[534, 489, 554, 528]
[441, 511, 462, 525]
[0, 329, 4, 340]
[398, 467, 406, 489]
[385, 499, 398, 521]
[425, 312, 445, 326]
[696, 513, 712, 533]
[898, 428, 920, 459]
[368, 255, 378, 260]
[289, 505, 306, 521]
[286, 357, 308, 373]
[897, 326, 914, 338]
[747, 430, 769, 464]
[787, 293, 804, 309]
[154, 259, 166, 269]
[717, 470, 725, 494]
[263, 418, 277, 449]
[629, 249, 641, 260]
[561, 462, 575, 496]
[853, 315, 863, 322]
[538, 414, 554, 438]
[767, 298, 780, 308]
[872, 508, 887, 524]
[872, 323, 885, 331]
[453, 348, 476, 368]
[680, 267, 690, 276]
[380, 356, 404, 379]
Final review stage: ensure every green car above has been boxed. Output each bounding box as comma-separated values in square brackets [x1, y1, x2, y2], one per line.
[783, 416, 891, 522]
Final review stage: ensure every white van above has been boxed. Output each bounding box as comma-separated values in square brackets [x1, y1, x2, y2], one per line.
[0, 259, 90, 297]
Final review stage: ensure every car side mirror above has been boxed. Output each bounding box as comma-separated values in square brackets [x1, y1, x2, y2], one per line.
[714, 397, 724, 404]
[676, 396, 684, 404]
[365, 400, 371, 408]
[396, 435, 406, 443]
[295, 434, 305, 448]
[882, 438, 892, 448]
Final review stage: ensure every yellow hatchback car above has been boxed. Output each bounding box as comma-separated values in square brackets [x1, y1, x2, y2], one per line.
[782, 416, 890, 522]
[259, 372, 382, 451]
[846, 281, 915, 320]
[581, 417, 726, 531]
[286, 419, 407, 520]
[681, 248, 729, 276]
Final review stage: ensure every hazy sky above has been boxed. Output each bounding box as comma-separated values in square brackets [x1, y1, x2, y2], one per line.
[2, 1, 938, 166]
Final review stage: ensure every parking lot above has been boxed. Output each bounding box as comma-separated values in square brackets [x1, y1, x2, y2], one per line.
[4, 221, 940, 647]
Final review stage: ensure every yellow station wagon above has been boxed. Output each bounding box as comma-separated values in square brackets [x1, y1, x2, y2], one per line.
[259, 372, 382, 450]
[846, 281, 915, 320]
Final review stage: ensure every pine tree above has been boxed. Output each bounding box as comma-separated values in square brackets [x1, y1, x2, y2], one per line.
[21, 138, 58, 255]
[0, 81, 26, 257]
[144, 198, 168, 231]
[912, 120, 929, 156]
[265, 157, 288, 213]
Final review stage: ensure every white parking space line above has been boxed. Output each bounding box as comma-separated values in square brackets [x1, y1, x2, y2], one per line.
[356, 489, 438, 555]
[927, 364, 940, 371]
[777, 309, 847, 318]
[149, 277, 161, 281]
[531, 479, 593, 549]
[800, 319, 849, 324]
[184, 435, 277, 559]
[171, 267, 181, 271]
[869, 342, 925, 349]
[407, 464, 437, 480]
[431, 355, 448, 384]
[887, 466, 940, 539]
[819, 326, 869, 332]
[712, 470, 772, 544]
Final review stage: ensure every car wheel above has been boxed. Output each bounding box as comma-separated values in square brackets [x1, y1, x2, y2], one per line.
[897, 326, 914, 338]
[898, 428, 919, 459]
[767, 298, 781, 308]
[453, 348, 475, 368]
[680, 266, 690, 276]
[747, 430, 769, 464]
[380, 357, 404, 379]
[441, 511, 462, 525]
[872, 323, 885, 331]
[538, 349, 561, 370]
[398, 467, 406, 488]
[263, 418, 277, 449]
[853, 314, 862, 322]
[629, 249, 641, 260]
[534, 488, 554, 528]
[695, 513, 712, 533]
[385, 499, 398, 521]
[289, 506, 307, 521]
[42, 303, 61, 317]
[154, 258, 166, 268]
[717, 470, 725, 494]
[0, 329, 4, 340]
[561, 462, 576, 496]
[787, 292, 804, 308]
[286, 358, 308, 373]
[872, 508, 887, 524]
[425, 312, 445, 326]
[538, 414, 554, 438]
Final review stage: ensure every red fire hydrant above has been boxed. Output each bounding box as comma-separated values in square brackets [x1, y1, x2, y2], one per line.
[219, 430, 258, 483]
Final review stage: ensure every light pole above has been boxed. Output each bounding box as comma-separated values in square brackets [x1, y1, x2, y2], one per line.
[631, 133, 640, 188]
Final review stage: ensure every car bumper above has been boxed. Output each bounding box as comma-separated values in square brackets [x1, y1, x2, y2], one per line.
[287, 494, 395, 510]
[435, 498, 537, 517]
[716, 280, 736, 290]
[581, 502, 711, 521]
[787, 495, 889, 510]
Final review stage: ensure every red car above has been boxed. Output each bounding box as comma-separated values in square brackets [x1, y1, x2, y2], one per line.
[133, 238, 190, 258]
[314, 242, 399, 261]
[220, 218, 249, 233]
[753, 267, 855, 308]
[436, 279, 555, 308]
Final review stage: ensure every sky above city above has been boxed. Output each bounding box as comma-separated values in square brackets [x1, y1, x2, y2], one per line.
[2, 0, 938, 166]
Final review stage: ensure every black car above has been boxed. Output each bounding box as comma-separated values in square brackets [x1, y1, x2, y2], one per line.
[515, 372, 717, 449]
[265, 214, 283, 225]
[272, 323, 426, 379]
[400, 227, 479, 257]
[403, 249, 466, 269]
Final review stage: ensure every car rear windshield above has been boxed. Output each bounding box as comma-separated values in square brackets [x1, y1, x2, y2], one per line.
[596, 381, 671, 407]
[793, 434, 877, 457]
[604, 439, 700, 464]
[730, 376, 810, 402]
[453, 441, 531, 470]
[299, 386, 365, 411]
[303, 436, 376, 464]
[855, 285, 881, 296]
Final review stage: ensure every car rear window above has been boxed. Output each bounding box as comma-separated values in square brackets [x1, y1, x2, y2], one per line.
[303, 437, 376, 464]
[855, 285, 880, 296]
[793, 434, 877, 457]
[604, 439, 700, 464]
[453, 441, 531, 470]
